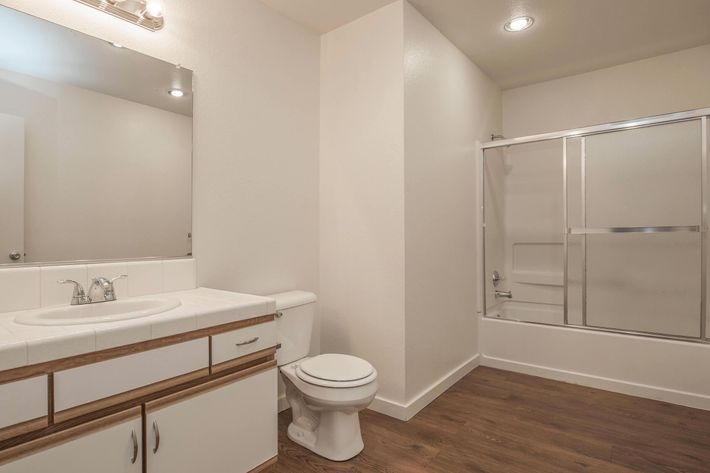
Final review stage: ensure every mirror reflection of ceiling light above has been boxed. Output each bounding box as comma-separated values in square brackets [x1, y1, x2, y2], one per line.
[168, 89, 185, 98]
[73, 0, 165, 32]
[504, 16, 534, 32]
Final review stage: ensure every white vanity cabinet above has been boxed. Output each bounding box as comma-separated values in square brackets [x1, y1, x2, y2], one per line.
[0, 409, 142, 473]
[145, 367, 277, 473]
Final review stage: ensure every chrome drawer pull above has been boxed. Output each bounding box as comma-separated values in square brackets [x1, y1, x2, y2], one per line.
[130, 429, 138, 464]
[152, 421, 160, 454]
[235, 336, 259, 347]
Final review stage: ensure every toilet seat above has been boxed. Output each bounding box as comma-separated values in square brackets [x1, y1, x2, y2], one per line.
[296, 354, 377, 388]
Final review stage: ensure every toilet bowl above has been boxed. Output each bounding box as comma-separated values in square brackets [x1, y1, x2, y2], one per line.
[280, 354, 378, 461]
[268, 291, 378, 462]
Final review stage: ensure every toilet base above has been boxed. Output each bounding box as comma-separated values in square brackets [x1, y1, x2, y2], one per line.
[287, 409, 364, 462]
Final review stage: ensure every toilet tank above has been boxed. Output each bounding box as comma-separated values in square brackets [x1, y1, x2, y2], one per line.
[268, 291, 317, 366]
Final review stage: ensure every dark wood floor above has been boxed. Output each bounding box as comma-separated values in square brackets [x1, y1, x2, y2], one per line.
[265, 367, 710, 472]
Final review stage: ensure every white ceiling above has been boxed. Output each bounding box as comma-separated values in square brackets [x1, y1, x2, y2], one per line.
[259, 0, 710, 89]
[0, 5, 193, 116]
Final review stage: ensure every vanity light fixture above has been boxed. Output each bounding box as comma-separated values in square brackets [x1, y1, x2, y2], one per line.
[168, 88, 185, 98]
[504, 15, 534, 32]
[73, 0, 165, 32]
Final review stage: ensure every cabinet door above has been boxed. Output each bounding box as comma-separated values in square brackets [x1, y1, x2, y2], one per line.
[146, 367, 277, 473]
[0, 411, 142, 473]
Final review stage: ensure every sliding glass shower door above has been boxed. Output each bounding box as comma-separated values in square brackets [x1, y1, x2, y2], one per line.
[482, 111, 709, 341]
[567, 121, 704, 337]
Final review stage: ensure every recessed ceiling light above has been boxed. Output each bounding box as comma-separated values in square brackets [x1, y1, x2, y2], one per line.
[168, 89, 185, 98]
[108, 41, 124, 48]
[504, 16, 534, 32]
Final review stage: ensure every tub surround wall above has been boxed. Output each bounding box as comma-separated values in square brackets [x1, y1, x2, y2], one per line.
[320, 1, 501, 420]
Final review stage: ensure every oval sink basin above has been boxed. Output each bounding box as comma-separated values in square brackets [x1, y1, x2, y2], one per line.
[14, 298, 182, 326]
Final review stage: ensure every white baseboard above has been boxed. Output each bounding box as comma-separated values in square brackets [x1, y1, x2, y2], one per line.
[369, 354, 480, 421]
[481, 354, 710, 411]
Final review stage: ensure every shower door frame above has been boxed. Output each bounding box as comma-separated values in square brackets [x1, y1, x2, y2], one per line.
[479, 106, 710, 344]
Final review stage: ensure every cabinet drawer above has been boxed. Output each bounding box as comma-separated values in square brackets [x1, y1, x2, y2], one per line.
[211, 321, 277, 366]
[0, 376, 48, 440]
[54, 338, 209, 417]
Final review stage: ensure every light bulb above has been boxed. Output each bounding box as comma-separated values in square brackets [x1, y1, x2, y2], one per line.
[144, 0, 165, 19]
[504, 16, 534, 32]
[168, 89, 185, 98]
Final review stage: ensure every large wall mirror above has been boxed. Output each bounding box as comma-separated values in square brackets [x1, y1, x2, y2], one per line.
[0, 5, 192, 265]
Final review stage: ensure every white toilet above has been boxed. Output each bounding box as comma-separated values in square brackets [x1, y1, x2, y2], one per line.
[270, 291, 378, 462]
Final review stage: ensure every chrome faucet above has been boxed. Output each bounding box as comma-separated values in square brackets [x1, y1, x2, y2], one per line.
[58, 279, 91, 305]
[58, 275, 127, 305]
[495, 290, 513, 299]
[88, 275, 128, 303]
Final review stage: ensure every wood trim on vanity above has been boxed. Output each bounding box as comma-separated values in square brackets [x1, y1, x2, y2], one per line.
[145, 360, 277, 413]
[53, 368, 211, 424]
[249, 456, 278, 473]
[0, 418, 49, 444]
[0, 407, 142, 466]
[211, 346, 278, 374]
[0, 348, 278, 452]
[0, 314, 275, 384]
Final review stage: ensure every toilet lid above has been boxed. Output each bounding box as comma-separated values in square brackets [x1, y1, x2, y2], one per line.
[299, 354, 374, 383]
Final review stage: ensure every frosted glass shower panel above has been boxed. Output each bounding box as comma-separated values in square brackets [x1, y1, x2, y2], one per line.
[585, 121, 702, 228]
[585, 232, 701, 337]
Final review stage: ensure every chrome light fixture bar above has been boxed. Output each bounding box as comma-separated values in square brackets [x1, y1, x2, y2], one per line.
[73, 0, 165, 32]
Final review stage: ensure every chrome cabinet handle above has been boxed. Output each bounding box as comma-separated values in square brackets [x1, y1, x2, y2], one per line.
[275, 311, 284, 319]
[235, 336, 259, 347]
[130, 429, 138, 464]
[152, 421, 160, 454]
[8, 250, 21, 261]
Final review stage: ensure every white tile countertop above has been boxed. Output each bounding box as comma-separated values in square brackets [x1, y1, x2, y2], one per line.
[0, 288, 276, 371]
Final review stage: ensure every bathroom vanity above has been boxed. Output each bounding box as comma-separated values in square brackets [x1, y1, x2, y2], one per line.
[0, 288, 279, 473]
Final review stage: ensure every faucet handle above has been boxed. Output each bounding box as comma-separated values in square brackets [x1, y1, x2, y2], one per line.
[58, 279, 89, 305]
[110, 274, 128, 283]
[58, 279, 85, 293]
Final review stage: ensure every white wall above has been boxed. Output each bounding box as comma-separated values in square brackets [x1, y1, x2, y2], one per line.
[319, 1, 407, 404]
[481, 43, 710, 410]
[0, 69, 191, 262]
[402, 2, 500, 401]
[0, 1, 320, 330]
[503, 43, 710, 137]
[320, 1, 500, 417]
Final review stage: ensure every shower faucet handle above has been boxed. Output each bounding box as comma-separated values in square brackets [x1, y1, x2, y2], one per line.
[491, 270, 503, 287]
